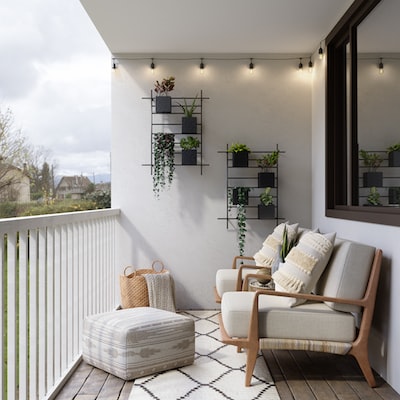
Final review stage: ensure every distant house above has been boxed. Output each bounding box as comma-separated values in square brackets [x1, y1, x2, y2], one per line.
[56, 175, 92, 200]
[0, 164, 30, 203]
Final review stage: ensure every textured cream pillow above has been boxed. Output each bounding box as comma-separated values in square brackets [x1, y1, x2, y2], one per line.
[272, 231, 336, 306]
[253, 222, 299, 269]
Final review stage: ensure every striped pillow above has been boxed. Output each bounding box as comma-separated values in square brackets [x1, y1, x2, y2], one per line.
[272, 231, 336, 306]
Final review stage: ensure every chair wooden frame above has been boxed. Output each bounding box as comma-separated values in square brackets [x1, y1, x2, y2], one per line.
[219, 248, 382, 388]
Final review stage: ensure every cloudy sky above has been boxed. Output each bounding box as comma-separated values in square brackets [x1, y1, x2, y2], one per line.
[0, 0, 111, 179]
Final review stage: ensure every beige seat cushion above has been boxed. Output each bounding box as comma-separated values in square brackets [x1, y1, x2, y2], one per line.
[221, 291, 356, 342]
[215, 267, 260, 297]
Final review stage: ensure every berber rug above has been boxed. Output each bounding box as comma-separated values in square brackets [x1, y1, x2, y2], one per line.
[129, 310, 280, 400]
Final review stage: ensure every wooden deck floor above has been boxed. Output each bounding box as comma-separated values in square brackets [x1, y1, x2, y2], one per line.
[54, 350, 400, 400]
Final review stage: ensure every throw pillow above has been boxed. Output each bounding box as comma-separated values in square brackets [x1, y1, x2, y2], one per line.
[272, 231, 336, 306]
[253, 222, 299, 269]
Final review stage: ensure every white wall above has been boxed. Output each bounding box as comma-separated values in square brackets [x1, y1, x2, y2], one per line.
[112, 54, 312, 310]
[312, 53, 400, 392]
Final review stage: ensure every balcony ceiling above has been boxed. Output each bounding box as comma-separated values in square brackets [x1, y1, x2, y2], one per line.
[80, 0, 355, 55]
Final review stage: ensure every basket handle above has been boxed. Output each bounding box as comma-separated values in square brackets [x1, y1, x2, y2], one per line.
[152, 260, 165, 273]
[123, 266, 136, 276]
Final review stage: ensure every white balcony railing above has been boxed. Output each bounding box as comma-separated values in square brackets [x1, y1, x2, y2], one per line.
[0, 208, 120, 400]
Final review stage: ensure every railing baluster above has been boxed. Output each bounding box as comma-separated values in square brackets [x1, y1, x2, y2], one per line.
[19, 231, 29, 400]
[7, 232, 17, 400]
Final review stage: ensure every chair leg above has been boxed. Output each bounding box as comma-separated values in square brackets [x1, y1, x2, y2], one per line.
[245, 345, 259, 386]
[351, 349, 377, 387]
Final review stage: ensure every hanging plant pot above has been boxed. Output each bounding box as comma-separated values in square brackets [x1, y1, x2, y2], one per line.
[388, 187, 400, 205]
[155, 96, 172, 113]
[232, 151, 249, 167]
[363, 171, 383, 187]
[182, 117, 197, 134]
[258, 172, 275, 188]
[388, 151, 400, 167]
[258, 204, 275, 219]
[232, 188, 249, 205]
[182, 149, 197, 165]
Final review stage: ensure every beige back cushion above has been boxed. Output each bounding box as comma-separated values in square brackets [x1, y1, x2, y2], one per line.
[316, 238, 375, 313]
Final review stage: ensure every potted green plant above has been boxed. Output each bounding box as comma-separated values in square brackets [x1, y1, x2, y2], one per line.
[365, 186, 381, 206]
[387, 143, 400, 167]
[152, 133, 175, 198]
[178, 95, 198, 134]
[258, 187, 275, 219]
[180, 136, 200, 165]
[359, 149, 383, 187]
[154, 76, 175, 113]
[228, 143, 251, 167]
[228, 187, 250, 256]
[257, 150, 279, 187]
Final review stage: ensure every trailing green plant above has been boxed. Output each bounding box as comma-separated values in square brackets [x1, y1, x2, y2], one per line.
[227, 143, 251, 153]
[387, 143, 400, 154]
[153, 133, 175, 198]
[154, 76, 175, 96]
[257, 150, 280, 172]
[177, 95, 198, 117]
[279, 225, 298, 262]
[359, 149, 383, 171]
[366, 186, 381, 206]
[180, 136, 200, 150]
[260, 187, 273, 206]
[228, 187, 251, 256]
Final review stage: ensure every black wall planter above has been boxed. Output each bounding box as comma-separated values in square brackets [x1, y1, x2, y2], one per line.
[258, 204, 275, 219]
[182, 149, 197, 165]
[182, 117, 197, 134]
[389, 151, 400, 167]
[258, 172, 275, 188]
[232, 188, 249, 205]
[363, 172, 383, 187]
[155, 96, 172, 113]
[232, 151, 249, 167]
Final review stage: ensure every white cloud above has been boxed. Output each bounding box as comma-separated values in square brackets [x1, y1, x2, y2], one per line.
[0, 0, 111, 177]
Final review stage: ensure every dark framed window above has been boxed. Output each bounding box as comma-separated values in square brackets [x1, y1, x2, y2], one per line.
[326, 0, 400, 226]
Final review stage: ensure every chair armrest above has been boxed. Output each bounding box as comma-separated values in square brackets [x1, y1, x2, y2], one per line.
[231, 255, 255, 269]
[254, 289, 366, 307]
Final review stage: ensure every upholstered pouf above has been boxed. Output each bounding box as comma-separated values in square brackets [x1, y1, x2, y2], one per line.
[82, 307, 195, 380]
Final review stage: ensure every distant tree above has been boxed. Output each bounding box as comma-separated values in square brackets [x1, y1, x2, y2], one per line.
[0, 107, 32, 199]
[0, 107, 56, 202]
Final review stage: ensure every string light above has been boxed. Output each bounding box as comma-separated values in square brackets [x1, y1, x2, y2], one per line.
[150, 58, 155, 74]
[249, 58, 254, 73]
[112, 58, 117, 69]
[318, 43, 324, 59]
[378, 58, 384, 74]
[308, 58, 313, 72]
[298, 58, 303, 71]
[200, 58, 205, 74]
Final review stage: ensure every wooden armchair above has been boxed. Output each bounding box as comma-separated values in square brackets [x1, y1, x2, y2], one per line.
[219, 238, 382, 388]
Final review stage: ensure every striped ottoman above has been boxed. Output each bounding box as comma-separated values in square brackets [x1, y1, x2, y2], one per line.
[82, 307, 195, 380]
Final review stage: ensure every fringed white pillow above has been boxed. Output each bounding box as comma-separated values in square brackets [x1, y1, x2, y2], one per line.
[272, 231, 336, 306]
[253, 222, 299, 269]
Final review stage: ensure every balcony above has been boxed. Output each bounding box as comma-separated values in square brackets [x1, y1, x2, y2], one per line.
[0, 208, 120, 400]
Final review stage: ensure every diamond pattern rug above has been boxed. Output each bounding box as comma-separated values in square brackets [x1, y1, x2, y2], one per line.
[129, 310, 280, 400]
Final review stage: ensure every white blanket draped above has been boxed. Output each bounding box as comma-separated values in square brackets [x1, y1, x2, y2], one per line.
[144, 272, 176, 312]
